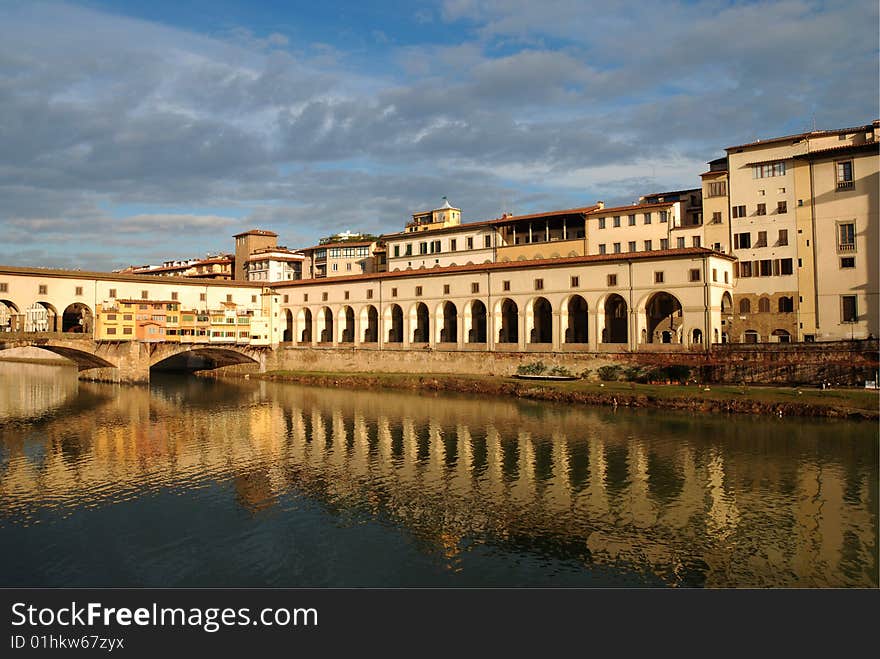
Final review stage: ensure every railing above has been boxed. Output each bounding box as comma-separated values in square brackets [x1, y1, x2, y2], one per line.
[836, 180, 854, 191]
[838, 243, 855, 252]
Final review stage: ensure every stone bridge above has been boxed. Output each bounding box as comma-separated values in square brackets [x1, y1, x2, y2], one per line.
[0, 333, 269, 383]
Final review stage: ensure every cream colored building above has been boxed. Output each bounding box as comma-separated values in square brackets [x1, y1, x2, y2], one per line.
[274, 248, 735, 352]
[585, 201, 683, 256]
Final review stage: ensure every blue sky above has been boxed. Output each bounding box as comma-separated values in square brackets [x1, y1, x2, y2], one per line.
[1, 0, 877, 271]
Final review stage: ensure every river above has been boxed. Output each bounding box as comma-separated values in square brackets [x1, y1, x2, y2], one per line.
[0, 362, 876, 587]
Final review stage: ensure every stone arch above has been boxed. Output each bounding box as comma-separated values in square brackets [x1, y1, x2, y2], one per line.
[772, 329, 791, 343]
[466, 299, 487, 343]
[62, 303, 93, 333]
[362, 305, 379, 343]
[437, 301, 457, 343]
[496, 298, 519, 344]
[410, 302, 429, 343]
[564, 294, 588, 343]
[758, 297, 771, 313]
[318, 306, 334, 343]
[7, 344, 117, 371]
[0, 299, 21, 331]
[338, 306, 355, 343]
[721, 292, 733, 314]
[385, 304, 403, 343]
[150, 346, 259, 372]
[298, 308, 313, 343]
[602, 294, 628, 344]
[527, 297, 552, 344]
[644, 292, 683, 344]
[25, 301, 59, 332]
[283, 309, 293, 342]
[692, 328, 703, 344]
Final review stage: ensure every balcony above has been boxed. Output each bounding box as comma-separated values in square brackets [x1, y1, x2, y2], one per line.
[836, 180, 854, 191]
[838, 242, 855, 252]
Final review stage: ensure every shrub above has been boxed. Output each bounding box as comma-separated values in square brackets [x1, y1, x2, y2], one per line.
[516, 361, 547, 375]
[548, 365, 574, 377]
[597, 365, 622, 381]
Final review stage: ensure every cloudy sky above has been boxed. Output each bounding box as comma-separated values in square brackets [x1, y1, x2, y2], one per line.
[1, 0, 877, 271]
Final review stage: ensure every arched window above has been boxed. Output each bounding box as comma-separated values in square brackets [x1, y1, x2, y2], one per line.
[758, 297, 770, 313]
[744, 330, 759, 344]
[739, 299, 751, 313]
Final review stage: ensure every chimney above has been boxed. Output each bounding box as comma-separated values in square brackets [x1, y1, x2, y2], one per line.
[596, 200, 605, 210]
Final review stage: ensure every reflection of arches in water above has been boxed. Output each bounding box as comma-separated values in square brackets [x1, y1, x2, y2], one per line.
[299, 308, 312, 343]
[603, 294, 627, 343]
[440, 301, 458, 343]
[498, 298, 518, 343]
[565, 295, 588, 343]
[387, 304, 403, 343]
[412, 303, 429, 343]
[645, 292, 682, 343]
[319, 307, 333, 343]
[530, 297, 552, 343]
[468, 300, 487, 343]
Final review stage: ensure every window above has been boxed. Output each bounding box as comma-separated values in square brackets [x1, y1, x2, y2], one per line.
[200, 293, 206, 301]
[534, 279, 544, 291]
[72, 286, 83, 296]
[780, 258, 793, 275]
[688, 269, 700, 282]
[777, 229, 788, 246]
[660, 239, 668, 250]
[756, 203, 766, 216]
[415, 286, 422, 296]
[344, 291, 350, 300]
[738, 261, 753, 277]
[757, 297, 770, 313]
[739, 299, 751, 313]
[466, 237, 474, 250]
[838, 223, 855, 251]
[303, 293, 309, 302]
[141, 290, 148, 299]
[734, 233, 751, 249]
[779, 297, 794, 312]
[471, 282, 480, 294]
[654, 271, 664, 284]
[712, 268, 718, 282]
[391, 288, 398, 297]
[842, 295, 857, 322]
[598, 217, 606, 229]
[643, 213, 652, 224]
[607, 274, 617, 286]
[106, 327, 117, 335]
[405, 244, 413, 256]
[755, 231, 767, 247]
[724, 271, 729, 284]
[628, 241, 636, 252]
[502, 281, 510, 292]
[322, 292, 328, 302]
[711, 211, 722, 224]
[659, 211, 668, 223]
[732, 205, 746, 218]
[419, 242, 428, 255]
[570, 276, 579, 288]
[484, 235, 492, 248]
[346, 263, 351, 271]
[836, 160, 854, 190]
[644, 240, 652, 251]
[106, 314, 117, 321]
[758, 189, 765, 196]
[692, 236, 701, 248]
[450, 239, 457, 251]
[613, 242, 621, 254]
[598, 244, 606, 255]
[443, 284, 450, 295]
[707, 181, 726, 197]
[841, 257, 855, 268]
[123, 327, 132, 335]
[760, 260, 772, 277]
[393, 245, 400, 257]
[613, 216, 621, 227]
[777, 201, 787, 214]
[628, 214, 636, 226]
[677, 237, 686, 249]
[753, 161, 786, 178]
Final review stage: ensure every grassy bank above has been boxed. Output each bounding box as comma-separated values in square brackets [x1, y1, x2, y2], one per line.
[249, 370, 879, 420]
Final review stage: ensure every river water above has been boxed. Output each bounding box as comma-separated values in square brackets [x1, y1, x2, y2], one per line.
[0, 362, 876, 588]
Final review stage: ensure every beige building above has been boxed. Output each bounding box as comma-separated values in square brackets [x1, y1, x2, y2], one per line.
[234, 229, 278, 281]
[585, 201, 683, 256]
[274, 248, 735, 352]
[299, 240, 376, 278]
[245, 246, 304, 283]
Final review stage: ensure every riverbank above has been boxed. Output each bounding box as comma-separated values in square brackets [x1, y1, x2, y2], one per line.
[244, 370, 879, 420]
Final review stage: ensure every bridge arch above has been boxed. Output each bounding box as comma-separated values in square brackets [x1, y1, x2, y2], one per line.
[26, 301, 60, 332]
[0, 299, 20, 331]
[62, 303, 93, 333]
[149, 346, 260, 372]
[0, 342, 116, 371]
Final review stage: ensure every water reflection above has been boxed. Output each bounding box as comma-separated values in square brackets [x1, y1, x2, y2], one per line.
[0, 364, 877, 587]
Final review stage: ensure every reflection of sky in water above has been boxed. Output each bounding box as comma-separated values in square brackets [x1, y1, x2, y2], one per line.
[0, 365, 877, 588]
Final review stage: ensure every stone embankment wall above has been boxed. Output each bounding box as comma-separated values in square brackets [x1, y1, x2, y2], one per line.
[215, 340, 879, 386]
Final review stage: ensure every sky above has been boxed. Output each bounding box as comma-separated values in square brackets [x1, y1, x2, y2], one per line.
[0, 0, 877, 271]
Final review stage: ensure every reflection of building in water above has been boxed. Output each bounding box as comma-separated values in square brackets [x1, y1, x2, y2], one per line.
[0, 374, 876, 587]
[0, 362, 80, 420]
